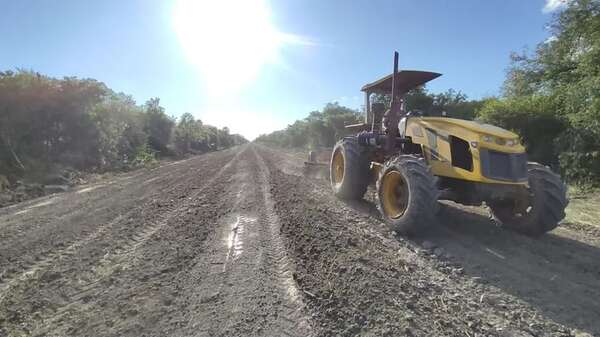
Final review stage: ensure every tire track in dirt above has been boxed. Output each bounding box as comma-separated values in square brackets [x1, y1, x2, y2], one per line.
[0, 214, 125, 302]
[0, 148, 243, 332]
[162, 145, 312, 337]
[253, 146, 312, 336]
[70, 149, 240, 294]
[0, 148, 240, 279]
[0, 147, 239, 233]
[187, 155, 262, 336]
[0, 177, 197, 291]
[23, 149, 245, 333]
[1, 157, 192, 228]
[0, 149, 226, 216]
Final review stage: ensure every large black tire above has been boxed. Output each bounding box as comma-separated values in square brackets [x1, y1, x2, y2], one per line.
[489, 162, 568, 236]
[376, 155, 439, 235]
[330, 137, 370, 200]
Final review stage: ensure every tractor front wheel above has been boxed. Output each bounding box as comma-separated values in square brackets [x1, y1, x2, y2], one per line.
[489, 162, 568, 236]
[376, 155, 439, 235]
[330, 138, 370, 200]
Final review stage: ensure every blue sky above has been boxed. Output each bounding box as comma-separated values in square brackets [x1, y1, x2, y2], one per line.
[0, 0, 564, 139]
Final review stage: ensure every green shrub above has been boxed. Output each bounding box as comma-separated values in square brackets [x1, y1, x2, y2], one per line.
[556, 109, 600, 186]
[132, 144, 157, 167]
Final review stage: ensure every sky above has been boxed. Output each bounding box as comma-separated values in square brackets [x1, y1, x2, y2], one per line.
[0, 0, 566, 140]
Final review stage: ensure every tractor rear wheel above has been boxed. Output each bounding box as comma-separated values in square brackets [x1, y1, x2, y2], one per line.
[330, 138, 370, 200]
[376, 155, 439, 235]
[489, 162, 568, 236]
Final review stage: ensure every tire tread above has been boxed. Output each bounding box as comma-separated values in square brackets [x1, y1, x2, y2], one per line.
[375, 155, 439, 235]
[490, 162, 568, 236]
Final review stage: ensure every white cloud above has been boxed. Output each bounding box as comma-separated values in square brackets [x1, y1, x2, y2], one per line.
[543, 0, 569, 13]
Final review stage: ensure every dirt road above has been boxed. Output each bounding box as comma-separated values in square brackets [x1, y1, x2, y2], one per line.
[0, 144, 598, 337]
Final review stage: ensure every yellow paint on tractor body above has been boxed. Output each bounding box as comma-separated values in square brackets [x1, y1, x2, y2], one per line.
[404, 117, 527, 185]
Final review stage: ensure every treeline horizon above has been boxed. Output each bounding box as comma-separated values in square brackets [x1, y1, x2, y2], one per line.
[0, 70, 247, 184]
[257, 0, 600, 186]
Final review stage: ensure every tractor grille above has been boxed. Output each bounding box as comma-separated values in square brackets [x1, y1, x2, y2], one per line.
[480, 149, 527, 182]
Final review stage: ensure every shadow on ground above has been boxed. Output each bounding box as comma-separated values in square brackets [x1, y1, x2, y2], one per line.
[428, 203, 600, 334]
[343, 195, 600, 334]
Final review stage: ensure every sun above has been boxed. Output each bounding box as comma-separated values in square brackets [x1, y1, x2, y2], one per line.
[173, 0, 281, 92]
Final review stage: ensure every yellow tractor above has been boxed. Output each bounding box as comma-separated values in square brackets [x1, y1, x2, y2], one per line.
[329, 52, 568, 236]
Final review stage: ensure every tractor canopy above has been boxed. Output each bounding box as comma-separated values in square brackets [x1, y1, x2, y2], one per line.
[361, 70, 442, 94]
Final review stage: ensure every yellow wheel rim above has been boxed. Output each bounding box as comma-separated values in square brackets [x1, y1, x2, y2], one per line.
[382, 171, 409, 218]
[332, 150, 344, 185]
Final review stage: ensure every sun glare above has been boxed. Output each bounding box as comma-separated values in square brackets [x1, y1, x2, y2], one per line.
[173, 0, 282, 92]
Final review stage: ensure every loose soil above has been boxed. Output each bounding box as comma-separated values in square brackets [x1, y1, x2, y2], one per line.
[0, 144, 598, 337]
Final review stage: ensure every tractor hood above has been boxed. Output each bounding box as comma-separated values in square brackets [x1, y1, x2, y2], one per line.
[419, 117, 518, 139]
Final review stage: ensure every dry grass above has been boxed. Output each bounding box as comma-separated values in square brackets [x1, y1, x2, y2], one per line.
[565, 186, 600, 228]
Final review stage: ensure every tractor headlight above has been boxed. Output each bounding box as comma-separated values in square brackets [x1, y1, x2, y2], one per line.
[482, 135, 519, 146]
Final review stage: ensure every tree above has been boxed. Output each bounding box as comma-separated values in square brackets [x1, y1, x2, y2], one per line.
[174, 112, 199, 154]
[90, 93, 146, 168]
[255, 102, 361, 148]
[322, 102, 362, 144]
[493, 0, 600, 183]
[375, 87, 481, 120]
[0, 70, 245, 184]
[0, 71, 109, 172]
[143, 98, 174, 154]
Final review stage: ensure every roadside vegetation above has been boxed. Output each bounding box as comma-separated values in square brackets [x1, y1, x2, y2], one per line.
[257, 0, 599, 187]
[256, 102, 364, 148]
[0, 71, 246, 204]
